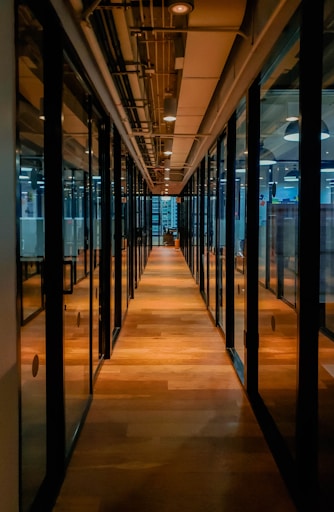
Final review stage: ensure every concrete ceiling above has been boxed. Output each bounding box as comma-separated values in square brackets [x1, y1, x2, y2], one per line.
[77, 0, 248, 194]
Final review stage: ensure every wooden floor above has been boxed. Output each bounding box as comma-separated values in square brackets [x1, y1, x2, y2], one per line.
[52, 246, 297, 512]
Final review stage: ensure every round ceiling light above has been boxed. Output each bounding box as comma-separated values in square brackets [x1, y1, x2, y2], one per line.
[163, 97, 177, 122]
[167, 0, 194, 15]
[284, 119, 330, 141]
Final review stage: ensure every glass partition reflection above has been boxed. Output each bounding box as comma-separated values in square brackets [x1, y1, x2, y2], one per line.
[234, 99, 247, 368]
[121, 144, 129, 321]
[318, 1, 334, 505]
[110, 159, 115, 337]
[91, 119, 102, 374]
[208, 147, 217, 319]
[217, 136, 226, 333]
[20, 156, 45, 324]
[192, 172, 199, 282]
[258, 13, 300, 458]
[202, 162, 208, 301]
[62, 57, 91, 454]
[18, 4, 47, 510]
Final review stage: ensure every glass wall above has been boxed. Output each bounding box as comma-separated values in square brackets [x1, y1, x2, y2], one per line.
[217, 135, 227, 333]
[192, 171, 199, 282]
[234, 98, 247, 365]
[17, 5, 46, 510]
[110, 144, 115, 338]
[258, 12, 300, 458]
[121, 143, 129, 321]
[319, 1, 334, 507]
[62, 56, 91, 454]
[91, 120, 102, 373]
[202, 161, 209, 302]
[151, 191, 160, 246]
[151, 195, 178, 247]
[208, 146, 217, 320]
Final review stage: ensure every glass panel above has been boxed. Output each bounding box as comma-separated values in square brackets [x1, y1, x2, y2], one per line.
[136, 175, 142, 283]
[208, 148, 217, 318]
[218, 136, 227, 332]
[152, 194, 161, 246]
[319, 1, 334, 506]
[121, 145, 128, 319]
[258, 13, 300, 458]
[234, 98, 247, 367]
[18, 5, 47, 510]
[202, 163, 208, 301]
[91, 118, 102, 372]
[192, 173, 198, 280]
[62, 58, 91, 454]
[110, 145, 115, 336]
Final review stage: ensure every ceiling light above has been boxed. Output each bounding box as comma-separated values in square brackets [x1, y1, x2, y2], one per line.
[284, 169, 299, 182]
[283, 120, 330, 141]
[167, 0, 194, 15]
[283, 120, 299, 142]
[39, 98, 45, 120]
[163, 97, 177, 122]
[259, 143, 276, 166]
[163, 139, 173, 156]
[321, 161, 334, 173]
[286, 102, 299, 122]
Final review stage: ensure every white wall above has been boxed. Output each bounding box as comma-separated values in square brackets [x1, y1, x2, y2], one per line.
[0, 0, 19, 510]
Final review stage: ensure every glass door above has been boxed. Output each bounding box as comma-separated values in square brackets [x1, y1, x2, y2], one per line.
[258, 14, 300, 459]
[217, 135, 227, 333]
[234, 98, 247, 366]
[91, 118, 103, 374]
[17, 5, 47, 510]
[62, 57, 91, 454]
[208, 147, 217, 320]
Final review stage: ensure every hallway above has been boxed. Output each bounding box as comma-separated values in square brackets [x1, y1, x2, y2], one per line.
[53, 246, 296, 512]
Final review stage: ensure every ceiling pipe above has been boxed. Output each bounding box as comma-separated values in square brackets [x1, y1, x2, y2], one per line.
[81, 0, 102, 20]
[130, 26, 247, 38]
[50, 0, 155, 188]
[111, 4, 158, 168]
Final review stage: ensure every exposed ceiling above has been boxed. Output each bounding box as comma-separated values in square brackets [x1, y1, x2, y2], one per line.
[75, 0, 248, 195]
[18, 1, 334, 199]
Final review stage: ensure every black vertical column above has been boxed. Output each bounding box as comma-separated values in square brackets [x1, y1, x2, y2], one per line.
[225, 113, 236, 349]
[113, 125, 122, 329]
[244, 78, 260, 395]
[296, 0, 324, 506]
[100, 116, 111, 359]
[43, 5, 65, 500]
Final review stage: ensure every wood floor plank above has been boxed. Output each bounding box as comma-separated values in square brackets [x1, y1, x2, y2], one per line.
[53, 247, 297, 512]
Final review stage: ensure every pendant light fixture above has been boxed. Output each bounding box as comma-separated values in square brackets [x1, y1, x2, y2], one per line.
[284, 169, 299, 182]
[39, 98, 45, 120]
[164, 158, 171, 171]
[163, 97, 177, 122]
[284, 119, 330, 141]
[259, 142, 276, 166]
[163, 139, 173, 156]
[167, 0, 194, 15]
